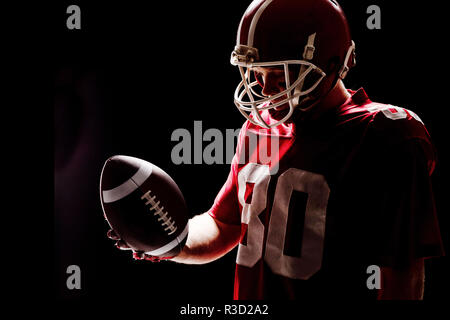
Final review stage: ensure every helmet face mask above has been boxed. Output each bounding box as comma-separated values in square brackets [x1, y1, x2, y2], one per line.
[232, 52, 326, 128]
[230, 0, 356, 128]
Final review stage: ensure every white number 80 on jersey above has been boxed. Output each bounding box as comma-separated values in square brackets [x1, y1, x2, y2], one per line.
[237, 163, 330, 280]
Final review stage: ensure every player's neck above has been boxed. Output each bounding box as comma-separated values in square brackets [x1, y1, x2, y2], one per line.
[318, 80, 350, 112]
[300, 80, 351, 122]
[334, 80, 351, 103]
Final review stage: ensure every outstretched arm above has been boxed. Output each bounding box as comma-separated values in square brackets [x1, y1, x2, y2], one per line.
[171, 212, 241, 264]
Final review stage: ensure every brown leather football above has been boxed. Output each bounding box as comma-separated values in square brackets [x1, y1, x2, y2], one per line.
[100, 155, 189, 258]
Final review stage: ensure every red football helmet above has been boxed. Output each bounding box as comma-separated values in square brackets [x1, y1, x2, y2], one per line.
[231, 0, 356, 128]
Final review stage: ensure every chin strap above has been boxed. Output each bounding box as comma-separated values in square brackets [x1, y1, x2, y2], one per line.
[293, 33, 317, 106]
[297, 40, 356, 112]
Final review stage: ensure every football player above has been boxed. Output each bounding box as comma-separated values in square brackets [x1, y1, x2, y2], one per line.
[109, 0, 444, 300]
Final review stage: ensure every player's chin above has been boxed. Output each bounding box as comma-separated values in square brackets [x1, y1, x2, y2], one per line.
[273, 105, 289, 111]
[271, 99, 290, 111]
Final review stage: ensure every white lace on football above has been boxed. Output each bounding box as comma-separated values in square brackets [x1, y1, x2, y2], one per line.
[141, 190, 177, 235]
[144, 222, 189, 257]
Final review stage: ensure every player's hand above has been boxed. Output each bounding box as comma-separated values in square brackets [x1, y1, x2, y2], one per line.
[107, 229, 130, 249]
[106, 229, 173, 262]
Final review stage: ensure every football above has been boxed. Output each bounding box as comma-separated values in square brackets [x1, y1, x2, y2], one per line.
[99, 155, 189, 258]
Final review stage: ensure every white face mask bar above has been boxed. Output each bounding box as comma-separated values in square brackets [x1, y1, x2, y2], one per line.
[233, 60, 326, 128]
[231, 34, 355, 129]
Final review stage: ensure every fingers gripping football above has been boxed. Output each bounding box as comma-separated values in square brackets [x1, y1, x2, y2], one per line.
[106, 229, 173, 262]
[100, 155, 189, 261]
[106, 229, 130, 250]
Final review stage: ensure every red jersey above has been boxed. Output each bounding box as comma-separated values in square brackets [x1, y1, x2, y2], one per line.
[209, 88, 444, 300]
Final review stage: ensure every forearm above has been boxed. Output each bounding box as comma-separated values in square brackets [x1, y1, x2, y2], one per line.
[171, 212, 241, 265]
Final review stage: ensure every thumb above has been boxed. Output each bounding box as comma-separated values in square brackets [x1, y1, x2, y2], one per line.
[115, 240, 131, 250]
[107, 229, 121, 241]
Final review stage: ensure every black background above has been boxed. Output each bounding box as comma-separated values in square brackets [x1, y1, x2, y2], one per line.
[53, 0, 449, 311]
